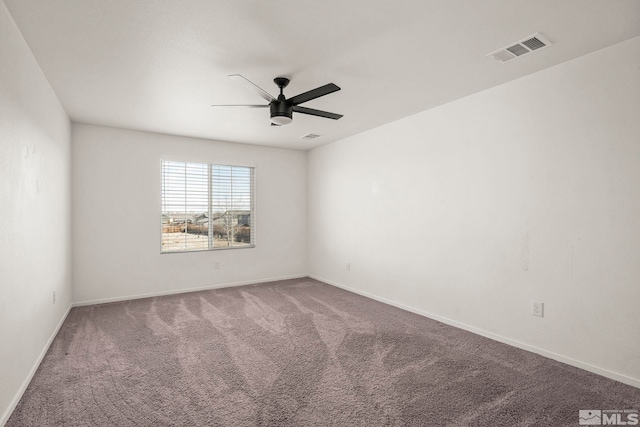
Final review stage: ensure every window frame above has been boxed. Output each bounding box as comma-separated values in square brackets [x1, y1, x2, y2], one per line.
[160, 159, 256, 254]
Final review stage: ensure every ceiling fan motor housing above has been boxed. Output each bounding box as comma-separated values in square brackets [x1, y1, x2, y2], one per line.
[270, 97, 293, 125]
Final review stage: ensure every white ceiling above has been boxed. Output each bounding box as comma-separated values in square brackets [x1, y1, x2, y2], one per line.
[4, 0, 640, 150]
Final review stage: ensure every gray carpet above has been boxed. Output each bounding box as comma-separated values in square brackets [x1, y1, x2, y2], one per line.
[8, 278, 639, 426]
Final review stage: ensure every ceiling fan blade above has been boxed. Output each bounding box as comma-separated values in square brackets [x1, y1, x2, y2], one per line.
[210, 104, 268, 108]
[293, 105, 343, 120]
[228, 74, 275, 102]
[288, 83, 340, 106]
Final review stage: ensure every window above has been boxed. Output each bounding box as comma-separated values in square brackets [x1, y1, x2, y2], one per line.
[161, 160, 254, 253]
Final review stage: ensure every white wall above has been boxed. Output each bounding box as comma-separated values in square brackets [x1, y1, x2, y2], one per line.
[72, 124, 306, 304]
[308, 36, 640, 386]
[0, 1, 72, 424]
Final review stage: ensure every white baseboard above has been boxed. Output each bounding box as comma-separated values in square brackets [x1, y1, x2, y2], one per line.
[73, 274, 307, 307]
[1, 303, 73, 427]
[309, 275, 640, 390]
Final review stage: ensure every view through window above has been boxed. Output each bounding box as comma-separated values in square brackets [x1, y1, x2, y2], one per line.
[161, 160, 254, 253]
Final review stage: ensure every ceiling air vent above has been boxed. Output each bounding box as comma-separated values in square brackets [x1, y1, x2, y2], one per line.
[487, 33, 552, 63]
[301, 133, 322, 140]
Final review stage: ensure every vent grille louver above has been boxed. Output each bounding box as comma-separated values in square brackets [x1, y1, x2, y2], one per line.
[522, 36, 546, 51]
[487, 33, 552, 63]
[300, 133, 322, 139]
[301, 133, 322, 140]
[506, 44, 529, 57]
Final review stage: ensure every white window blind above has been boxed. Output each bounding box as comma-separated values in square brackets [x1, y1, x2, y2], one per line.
[161, 160, 254, 253]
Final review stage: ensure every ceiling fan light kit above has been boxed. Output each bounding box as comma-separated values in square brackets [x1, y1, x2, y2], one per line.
[213, 75, 343, 126]
[270, 114, 292, 125]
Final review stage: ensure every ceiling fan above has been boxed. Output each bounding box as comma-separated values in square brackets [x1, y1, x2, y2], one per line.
[212, 74, 343, 126]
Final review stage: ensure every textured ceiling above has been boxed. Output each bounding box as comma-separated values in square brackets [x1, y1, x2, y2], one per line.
[4, 0, 640, 150]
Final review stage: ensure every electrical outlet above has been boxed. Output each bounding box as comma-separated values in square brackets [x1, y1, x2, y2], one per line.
[346, 262, 351, 271]
[214, 260, 221, 270]
[53, 291, 56, 305]
[532, 301, 544, 317]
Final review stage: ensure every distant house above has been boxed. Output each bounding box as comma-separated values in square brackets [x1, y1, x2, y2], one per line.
[212, 210, 251, 227]
[162, 211, 249, 237]
[235, 211, 251, 226]
[193, 213, 208, 225]
[162, 213, 208, 225]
